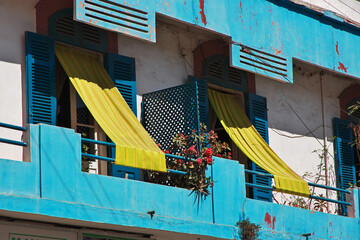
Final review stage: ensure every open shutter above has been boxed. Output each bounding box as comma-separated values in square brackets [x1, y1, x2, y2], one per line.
[25, 32, 56, 125]
[247, 93, 272, 202]
[333, 118, 356, 215]
[189, 76, 209, 130]
[105, 53, 137, 114]
[105, 53, 139, 180]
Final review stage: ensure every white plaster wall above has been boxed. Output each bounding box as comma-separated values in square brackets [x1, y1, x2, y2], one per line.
[0, 0, 37, 161]
[117, 21, 217, 95]
[256, 61, 359, 205]
[292, 0, 360, 25]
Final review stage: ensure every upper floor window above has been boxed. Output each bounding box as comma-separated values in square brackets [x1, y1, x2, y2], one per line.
[48, 9, 108, 53]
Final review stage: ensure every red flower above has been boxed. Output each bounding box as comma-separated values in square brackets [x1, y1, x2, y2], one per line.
[177, 159, 182, 164]
[204, 148, 213, 157]
[206, 157, 213, 165]
[228, 156, 232, 159]
[165, 150, 169, 154]
[228, 152, 231, 155]
[217, 154, 221, 157]
[197, 158, 203, 164]
[188, 146, 197, 155]
[192, 129, 196, 133]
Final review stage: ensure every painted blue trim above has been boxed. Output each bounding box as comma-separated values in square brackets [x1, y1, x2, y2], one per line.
[0, 138, 27, 147]
[308, 182, 351, 194]
[0, 122, 27, 131]
[165, 153, 196, 163]
[245, 169, 352, 194]
[309, 195, 351, 206]
[82, 137, 115, 147]
[246, 183, 274, 191]
[82, 152, 114, 162]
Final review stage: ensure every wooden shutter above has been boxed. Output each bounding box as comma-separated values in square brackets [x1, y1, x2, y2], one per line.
[105, 52, 139, 180]
[247, 93, 272, 202]
[189, 76, 209, 130]
[333, 118, 356, 214]
[203, 55, 247, 92]
[25, 32, 56, 125]
[49, 9, 107, 52]
[105, 53, 137, 115]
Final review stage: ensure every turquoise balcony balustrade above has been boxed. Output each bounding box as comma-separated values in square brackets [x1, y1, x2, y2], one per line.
[0, 123, 359, 239]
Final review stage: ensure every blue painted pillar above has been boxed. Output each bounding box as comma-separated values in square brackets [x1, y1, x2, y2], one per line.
[0, 124, 40, 197]
[212, 157, 246, 225]
[39, 124, 81, 202]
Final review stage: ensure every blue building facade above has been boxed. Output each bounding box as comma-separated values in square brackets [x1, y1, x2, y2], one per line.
[1, 0, 360, 239]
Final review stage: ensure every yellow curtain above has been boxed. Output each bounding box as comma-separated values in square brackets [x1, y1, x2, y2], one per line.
[208, 89, 310, 197]
[55, 44, 166, 172]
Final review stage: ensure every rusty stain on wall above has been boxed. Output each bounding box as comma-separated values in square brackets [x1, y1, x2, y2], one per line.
[199, 0, 207, 26]
[264, 212, 276, 229]
[272, 216, 276, 229]
[264, 212, 271, 227]
[338, 62, 348, 73]
[336, 41, 340, 55]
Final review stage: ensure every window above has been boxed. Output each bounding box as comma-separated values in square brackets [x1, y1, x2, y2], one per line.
[142, 44, 272, 201]
[26, 9, 138, 179]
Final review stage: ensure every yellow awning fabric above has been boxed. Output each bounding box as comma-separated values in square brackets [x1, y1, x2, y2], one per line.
[208, 89, 310, 197]
[55, 44, 166, 172]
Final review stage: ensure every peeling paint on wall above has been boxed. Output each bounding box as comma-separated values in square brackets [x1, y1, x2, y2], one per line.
[338, 62, 348, 73]
[264, 212, 272, 227]
[199, 0, 207, 26]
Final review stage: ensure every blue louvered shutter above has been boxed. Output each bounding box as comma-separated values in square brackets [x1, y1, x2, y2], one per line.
[189, 76, 209, 130]
[333, 118, 356, 215]
[105, 53, 139, 180]
[105, 53, 137, 114]
[247, 93, 272, 202]
[203, 55, 247, 92]
[25, 32, 56, 125]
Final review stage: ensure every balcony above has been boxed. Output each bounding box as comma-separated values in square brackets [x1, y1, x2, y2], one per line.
[0, 123, 359, 239]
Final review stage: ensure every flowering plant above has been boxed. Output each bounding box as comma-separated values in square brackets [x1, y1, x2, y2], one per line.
[146, 124, 231, 195]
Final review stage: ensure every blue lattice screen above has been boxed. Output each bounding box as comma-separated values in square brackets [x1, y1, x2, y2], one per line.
[142, 81, 201, 151]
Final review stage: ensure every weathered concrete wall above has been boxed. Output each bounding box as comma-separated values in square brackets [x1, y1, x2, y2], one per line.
[256, 61, 359, 203]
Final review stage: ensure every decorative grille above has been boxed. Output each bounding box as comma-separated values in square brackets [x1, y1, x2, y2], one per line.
[142, 82, 199, 151]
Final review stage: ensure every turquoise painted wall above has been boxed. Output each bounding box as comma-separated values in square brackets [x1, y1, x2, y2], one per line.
[155, 0, 360, 82]
[76, 0, 360, 83]
[0, 124, 359, 239]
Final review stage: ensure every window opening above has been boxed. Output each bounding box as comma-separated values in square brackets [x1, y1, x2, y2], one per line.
[55, 45, 107, 174]
[207, 86, 250, 196]
[347, 98, 360, 183]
